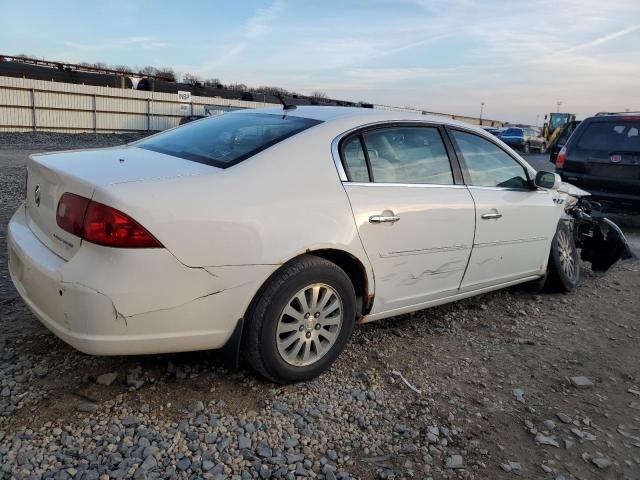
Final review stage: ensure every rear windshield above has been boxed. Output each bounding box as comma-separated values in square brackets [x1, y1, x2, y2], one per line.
[576, 121, 640, 153]
[501, 128, 523, 136]
[135, 113, 322, 168]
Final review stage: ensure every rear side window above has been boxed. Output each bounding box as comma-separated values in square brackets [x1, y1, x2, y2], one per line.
[135, 113, 321, 168]
[576, 121, 640, 153]
[451, 130, 529, 189]
[361, 127, 453, 184]
[342, 136, 370, 182]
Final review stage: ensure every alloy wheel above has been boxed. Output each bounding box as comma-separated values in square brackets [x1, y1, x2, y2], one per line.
[557, 229, 575, 279]
[275, 283, 343, 367]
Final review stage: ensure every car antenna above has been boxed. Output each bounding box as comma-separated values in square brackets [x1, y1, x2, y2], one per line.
[276, 93, 297, 111]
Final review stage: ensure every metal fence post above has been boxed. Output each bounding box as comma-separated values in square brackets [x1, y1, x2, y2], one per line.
[30, 88, 37, 131]
[147, 98, 151, 131]
[92, 94, 97, 133]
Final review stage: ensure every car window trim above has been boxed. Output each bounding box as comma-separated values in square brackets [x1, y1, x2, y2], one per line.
[443, 126, 535, 190]
[334, 121, 465, 186]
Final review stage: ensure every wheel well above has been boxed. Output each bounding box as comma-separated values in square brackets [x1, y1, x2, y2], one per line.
[307, 249, 371, 316]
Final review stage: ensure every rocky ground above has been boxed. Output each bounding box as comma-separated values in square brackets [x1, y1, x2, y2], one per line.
[1, 133, 639, 480]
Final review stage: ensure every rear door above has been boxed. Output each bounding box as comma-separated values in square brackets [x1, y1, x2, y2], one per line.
[447, 129, 559, 290]
[338, 123, 476, 313]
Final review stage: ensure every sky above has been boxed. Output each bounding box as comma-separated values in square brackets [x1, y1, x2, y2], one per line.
[1, 0, 639, 124]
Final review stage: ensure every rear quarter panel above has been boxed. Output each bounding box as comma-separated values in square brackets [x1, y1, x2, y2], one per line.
[92, 121, 373, 280]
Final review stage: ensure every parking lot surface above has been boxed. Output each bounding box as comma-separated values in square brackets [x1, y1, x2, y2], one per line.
[1, 133, 639, 479]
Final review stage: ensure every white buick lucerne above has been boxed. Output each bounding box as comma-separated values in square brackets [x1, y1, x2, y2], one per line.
[8, 106, 632, 382]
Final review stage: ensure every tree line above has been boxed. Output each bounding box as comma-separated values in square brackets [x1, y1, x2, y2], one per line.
[12, 53, 329, 100]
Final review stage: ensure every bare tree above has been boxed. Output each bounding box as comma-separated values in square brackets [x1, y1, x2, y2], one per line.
[257, 85, 289, 96]
[182, 73, 201, 85]
[90, 62, 109, 70]
[139, 65, 158, 76]
[227, 83, 248, 91]
[310, 90, 328, 99]
[155, 67, 176, 82]
[203, 77, 222, 88]
[113, 64, 134, 74]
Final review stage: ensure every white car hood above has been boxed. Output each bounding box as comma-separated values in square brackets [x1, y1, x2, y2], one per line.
[560, 182, 590, 198]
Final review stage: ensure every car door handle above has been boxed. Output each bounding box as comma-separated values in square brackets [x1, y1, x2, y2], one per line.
[369, 215, 400, 224]
[481, 212, 503, 220]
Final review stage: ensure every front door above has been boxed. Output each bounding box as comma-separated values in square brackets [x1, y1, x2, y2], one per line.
[339, 125, 476, 313]
[447, 129, 559, 291]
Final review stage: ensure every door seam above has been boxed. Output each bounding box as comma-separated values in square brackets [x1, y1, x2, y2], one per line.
[458, 186, 477, 292]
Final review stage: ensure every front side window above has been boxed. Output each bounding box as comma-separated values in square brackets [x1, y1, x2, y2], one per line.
[360, 127, 454, 184]
[135, 113, 321, 168]
[451, 130, 529, 189]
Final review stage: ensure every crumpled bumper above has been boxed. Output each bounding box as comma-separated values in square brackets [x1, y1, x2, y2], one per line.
[567, 199, 637, 272]
[8, 204, 274, 356]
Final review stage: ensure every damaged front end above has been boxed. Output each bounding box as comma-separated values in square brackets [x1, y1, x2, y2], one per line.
[564, 192, 637, 272]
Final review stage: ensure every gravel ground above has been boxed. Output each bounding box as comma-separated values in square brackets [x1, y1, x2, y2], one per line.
[1, 133, 639, 480]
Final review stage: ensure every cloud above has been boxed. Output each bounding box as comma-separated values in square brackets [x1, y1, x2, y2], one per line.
[346, 67, 452, 83]
[63, 37, 167, 51]
[217, 0, 284, 64]
[245, 0, 284, 38]
[551, 24, 640, 56]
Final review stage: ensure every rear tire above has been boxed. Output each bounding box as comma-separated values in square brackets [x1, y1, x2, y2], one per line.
[243, 255, 356, 383]
[540, 142, 547, 153]
[545, 221, 580, 292]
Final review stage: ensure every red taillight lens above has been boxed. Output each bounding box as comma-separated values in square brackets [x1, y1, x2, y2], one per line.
[56, 193, 90, 237]
[555, 146, 567, 168]
[56, 193, 163, 248]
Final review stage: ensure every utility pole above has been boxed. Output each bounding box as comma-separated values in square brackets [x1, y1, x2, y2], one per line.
[479, 101, 485, 126]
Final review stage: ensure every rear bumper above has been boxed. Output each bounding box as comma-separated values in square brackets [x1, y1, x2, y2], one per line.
[8, 204, 272, 356]
[557, 171, 640, 212]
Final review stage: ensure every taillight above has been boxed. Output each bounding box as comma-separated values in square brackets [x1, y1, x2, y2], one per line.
[56, 193, 163, 248]
[56, 193, 90, 237]
[555, 146, 568, 168]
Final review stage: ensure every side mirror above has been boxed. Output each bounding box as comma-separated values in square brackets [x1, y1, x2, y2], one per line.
[534, 170, 561, 189]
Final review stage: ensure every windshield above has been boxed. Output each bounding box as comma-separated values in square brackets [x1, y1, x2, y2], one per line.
[501, 128, 523, 136]
[550, 114, 570, 131]
[135, 112, 322, 168]
[576, 121, 640, 153]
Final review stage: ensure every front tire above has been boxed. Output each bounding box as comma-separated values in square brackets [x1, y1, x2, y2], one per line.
[523, 142, 531, 154]
[545, 221, 580, 292]
[243, 255, 356, 383]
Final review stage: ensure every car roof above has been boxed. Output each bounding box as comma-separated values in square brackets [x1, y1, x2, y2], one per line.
[584, 113, 640, 122]
[233, 105, 481, 131]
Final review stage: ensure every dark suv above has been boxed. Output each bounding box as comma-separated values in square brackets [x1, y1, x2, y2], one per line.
[555, 113, 640, 212]
[499, 127, 546, 153]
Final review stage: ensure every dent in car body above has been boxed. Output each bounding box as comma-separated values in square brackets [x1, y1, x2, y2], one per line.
[562, 188, 636, 272]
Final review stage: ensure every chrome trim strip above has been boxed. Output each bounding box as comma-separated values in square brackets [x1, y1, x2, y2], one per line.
[380, 244, 470, 258]
[344, 182, 469, 189]
[474, 236, 547, 248]
[468, 185, 548, 193]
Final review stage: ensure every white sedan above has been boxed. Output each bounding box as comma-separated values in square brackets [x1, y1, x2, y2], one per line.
[8, 106, 632, 383]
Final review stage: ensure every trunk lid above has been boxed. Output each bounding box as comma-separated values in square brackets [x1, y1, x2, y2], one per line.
[25, 146, 216, 260]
